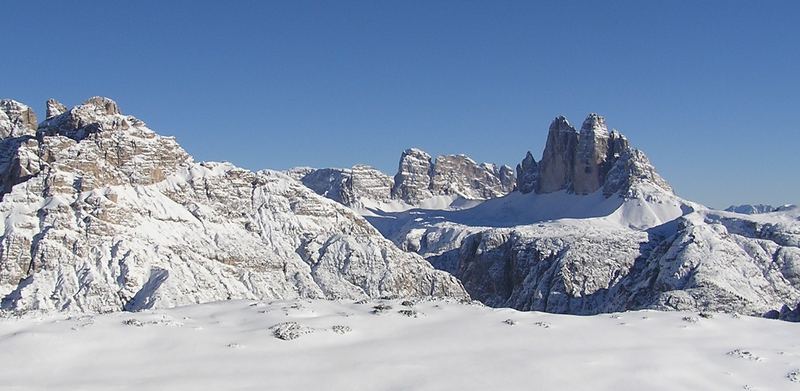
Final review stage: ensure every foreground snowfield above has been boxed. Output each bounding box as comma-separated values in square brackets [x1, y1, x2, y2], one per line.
[1, 300, 798, 390]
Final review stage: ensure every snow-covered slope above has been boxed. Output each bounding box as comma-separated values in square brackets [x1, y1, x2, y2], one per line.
[0, 97, 466, 314]
[2, 298, 799, 391]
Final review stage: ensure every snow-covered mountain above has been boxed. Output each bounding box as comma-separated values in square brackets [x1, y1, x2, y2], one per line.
[304, 114, 800, 316]
[2, 99, 796, 319]
[289, 149, 515, 211]
[0, 97, 466, 314]
[725, 204, 795, 214]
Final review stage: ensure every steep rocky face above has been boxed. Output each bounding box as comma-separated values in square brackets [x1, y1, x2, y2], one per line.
[369, 114, 800, 317]
[602, 148, 673, 197]
[401, 208, 800, 316]
[768, 302, 800, 322]
[293, 168, 353, 205]
[537, 116, 578, 193]
[391, 148, 434, 204]
[572, 114, 610, 194]
[295, 149, 515, 207]
[294, 165, 394, 208]
[350, 164, 395, 204]
[522, 113, 668, 198]
[45, 98, 67, 119]
[430, 155, 515, 200]
[391, 149, 516, 203]
[0, 100, 37, 138]
[515, 151, 538, 194]
[0, 97, 466, 314]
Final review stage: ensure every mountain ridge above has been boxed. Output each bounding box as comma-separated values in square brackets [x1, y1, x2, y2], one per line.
[297, 113, 800, 316]
[0, 97, 467, 314]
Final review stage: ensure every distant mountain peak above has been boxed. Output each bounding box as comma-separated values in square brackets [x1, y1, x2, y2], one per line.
[518, 113, 670, 197]
[45, 98, 67, 119]
[0, 96, 465, 313]
[580, 113, 608, 135]
[0, 99, 37, 138]
[549, 115, 575, 133]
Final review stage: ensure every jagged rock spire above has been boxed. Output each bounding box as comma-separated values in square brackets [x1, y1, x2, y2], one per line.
[580, 113, 608, 135]
[46, 98, 67, 119]
[39, 96, 132, 141]
[515, 151, 538, 194]
[573, 113, 611, 194]
[537, 116, 578, 193]
[549, 115, 575, 133]
[517, 113, 670, 197]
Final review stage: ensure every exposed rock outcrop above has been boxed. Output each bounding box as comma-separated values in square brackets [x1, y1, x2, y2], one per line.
[517, 113, 669, 198]
[0, 97, 467, 314]
[536, 116, 578, 193]
[774, 302, 800, 322]
[724, 204, 795, 215]
[430, 155, 515, 200]
[45, 98, 67, 119]
[515, 151, 538, 194]
[292, 165, 395, 208]
[351, 164, 395, 203]
[572, 113, 610, 194]
[294, 149, 516, 207]
[420, 209, 800, 315]
[391, 148, 434, 203]
[368, 114, 800, 317]
[0, 100, 37, 138]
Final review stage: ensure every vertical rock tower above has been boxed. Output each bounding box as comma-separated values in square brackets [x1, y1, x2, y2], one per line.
[517, 113, 669, 197]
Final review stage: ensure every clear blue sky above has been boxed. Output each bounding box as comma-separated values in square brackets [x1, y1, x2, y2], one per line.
[2, 1, 798, 208]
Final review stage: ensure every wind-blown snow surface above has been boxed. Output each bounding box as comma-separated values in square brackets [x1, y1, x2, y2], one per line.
[1, 299, 798, 391]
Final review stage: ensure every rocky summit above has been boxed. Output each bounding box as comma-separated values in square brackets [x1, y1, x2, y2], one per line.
[1, 101, 796, 321]
[0, 97, 466, 314]
[344, 114, 800, 317]
[292, 148, 515, 208]
[520, 113, 670, 197]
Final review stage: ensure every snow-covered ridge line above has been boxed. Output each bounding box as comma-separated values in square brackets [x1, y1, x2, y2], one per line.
[0, 97, 467, 314]
[343, 114, 800, 317]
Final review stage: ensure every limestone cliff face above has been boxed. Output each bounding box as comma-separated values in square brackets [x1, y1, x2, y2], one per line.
[515, 151, 538, 194]
[291, 165, 395, 208]
[391, 148, 434, 204]
[0, 97, 467, 314]
[295, 149, 515, 207]
[372, 113, 800, 316]
[390, 149, 515, 204]
[0, 100, 37, 138]
[430, 155, 515, 200]
[350, 165, 395, 204]
[518, 113, 669, 198]
[572, 114, 610, 195]
[537, 116, 578, 193]
[45, 98, 67, 119]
